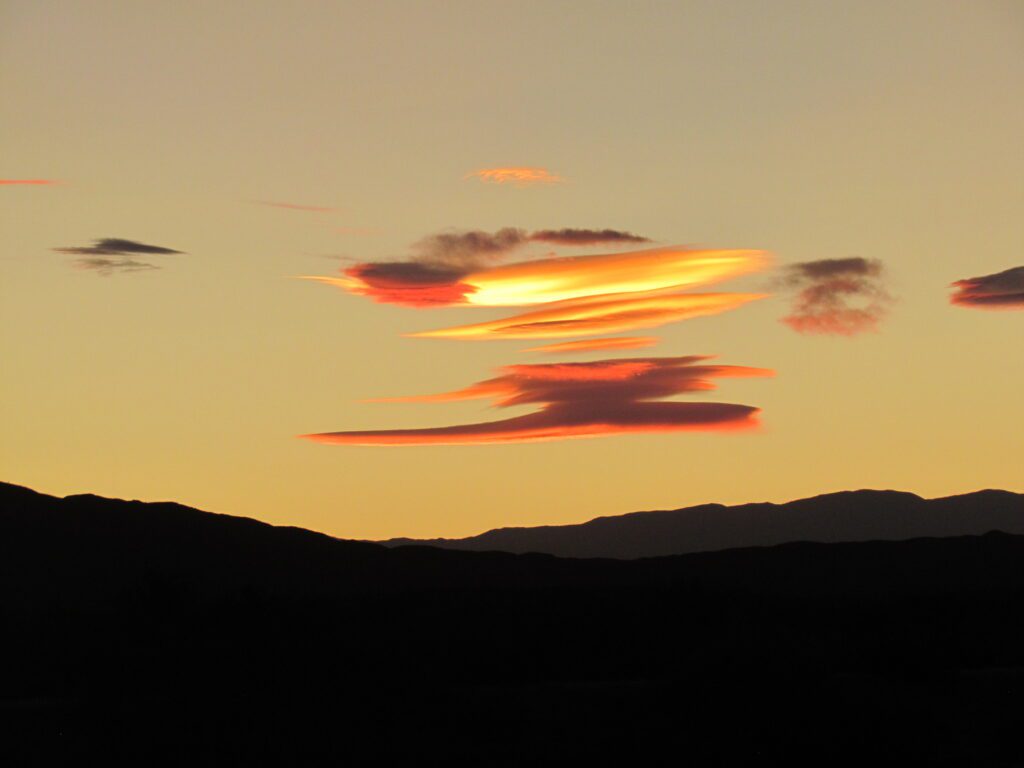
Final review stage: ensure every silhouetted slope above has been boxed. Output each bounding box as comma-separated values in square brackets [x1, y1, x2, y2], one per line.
[4, 480, 1024, 766]
[380, 488, 1024, 558]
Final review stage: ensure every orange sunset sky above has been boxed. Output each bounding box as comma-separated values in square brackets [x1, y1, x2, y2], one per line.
[2, 1, 1022, 538]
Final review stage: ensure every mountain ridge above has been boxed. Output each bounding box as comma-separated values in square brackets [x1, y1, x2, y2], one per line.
[378, 487, 1024, 558]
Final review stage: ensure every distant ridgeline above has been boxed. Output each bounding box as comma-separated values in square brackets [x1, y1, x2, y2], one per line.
[380, 488, 1024, 558]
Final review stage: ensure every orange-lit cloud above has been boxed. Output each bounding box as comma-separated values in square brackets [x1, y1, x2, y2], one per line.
[304, 356, 772, 445]
[525, 337, 659, 354]
[255, 200, 340, 212]
[319, 245, 764, 309]
[950, 266, 1024, 310]
[778, 258, 892, 336]
[412, 292, 765, 340]
[465, 167, 564, 186]
[1, 179, 61, 185]
[461, 247, 763, 307]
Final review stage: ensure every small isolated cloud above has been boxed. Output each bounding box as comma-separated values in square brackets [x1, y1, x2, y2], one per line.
[52, 238, 184, 274]
[950, 266, 1024, 310]
[1, 179, 62, 185]
[525, 337, 659, 354]
[465, 167, 564, 186]
[303, 355, 772, 446]
[254, 200, 340, 213]
[530, 228, 651, 246]
[778, 257, 892, 336]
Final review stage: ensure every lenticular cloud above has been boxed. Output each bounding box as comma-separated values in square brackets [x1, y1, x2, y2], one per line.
[302, 356, 772, 446]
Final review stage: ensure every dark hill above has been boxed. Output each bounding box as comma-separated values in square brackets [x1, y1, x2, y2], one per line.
[379, 488, 1024, 558]
[3, 480, 1024, 766]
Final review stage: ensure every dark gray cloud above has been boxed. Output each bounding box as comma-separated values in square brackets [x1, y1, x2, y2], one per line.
[778, 257, 892, 336]
[529, 228, 651, 246]
[52, 238, 184, 274]
[950, 265, 1024, 309]
[411, 228, 529, 269]
[53, 238, 183, 257]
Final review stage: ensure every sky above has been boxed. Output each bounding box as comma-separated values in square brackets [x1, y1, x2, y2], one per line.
[2, 0, 1022, 539]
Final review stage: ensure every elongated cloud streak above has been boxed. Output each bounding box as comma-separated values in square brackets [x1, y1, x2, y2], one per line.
[413, 292, 765, 340]
[304, 356, 771, 445]
[52, 238, 185, 274]
[778, 257, 891, 336]
[950, 266, 1024, 309]
[462, 247, 763, 307]
[466, 167, 564, 186]
[318, 245, 765, 309]
[255, 200, 340, 212]
[1, 179, 61, 185]
[54, 238, 183, 257]
[525, 337, 659, 354]
[530, 229, 650, 246]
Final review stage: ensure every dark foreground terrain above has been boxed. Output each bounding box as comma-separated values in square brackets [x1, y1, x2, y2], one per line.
[3, 481, 1024, 766]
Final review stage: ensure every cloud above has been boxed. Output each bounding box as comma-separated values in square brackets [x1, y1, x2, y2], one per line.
[254, 200, 340, 213]
[303, 355, 771, 445]
[465, 167, 564, 186]
[530, 229, 651, 246]
[778, 257, 892, 336]
[307, 263, 475, 307]
[317, 244, 764, 309]
[53, 238, 183, 257]
[52, 238, 184, 274]
[950, 266, 1024, 310]
[411, 228, 530, 269]
[1, 179, 62, 185]
[524, 337, 659, 354]
[71, 258, 160, 275]
[460, 246, 763, 307]
[412, 292, 765, 340]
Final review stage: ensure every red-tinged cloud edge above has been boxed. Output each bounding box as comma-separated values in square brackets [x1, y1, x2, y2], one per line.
[312, 245, 766, 313]
[950, 266, 1024, 310]
[303, 355, 772, 446]
[524, 337, 659, 354]
[1, 179, 62, 185]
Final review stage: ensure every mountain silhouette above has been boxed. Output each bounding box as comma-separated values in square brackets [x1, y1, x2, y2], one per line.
[379, 488, 1024, 558]
[4, 480, 1024, 766]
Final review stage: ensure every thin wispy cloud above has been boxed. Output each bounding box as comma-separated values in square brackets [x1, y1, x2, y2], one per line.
[778, 257, 892, 336]
[950, 266, 1024, 310]
[530, 229, 651, 246]
[524, 337, 659, 354]
[465, 167, 564, 186]
[1, 179, 62, 185]
[254, 200, 341, 213]
[71, 258, 160, 276]
[52, 238, 184, 274]
[412, 292, 764, 341]
[303, 356, 771, 446]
